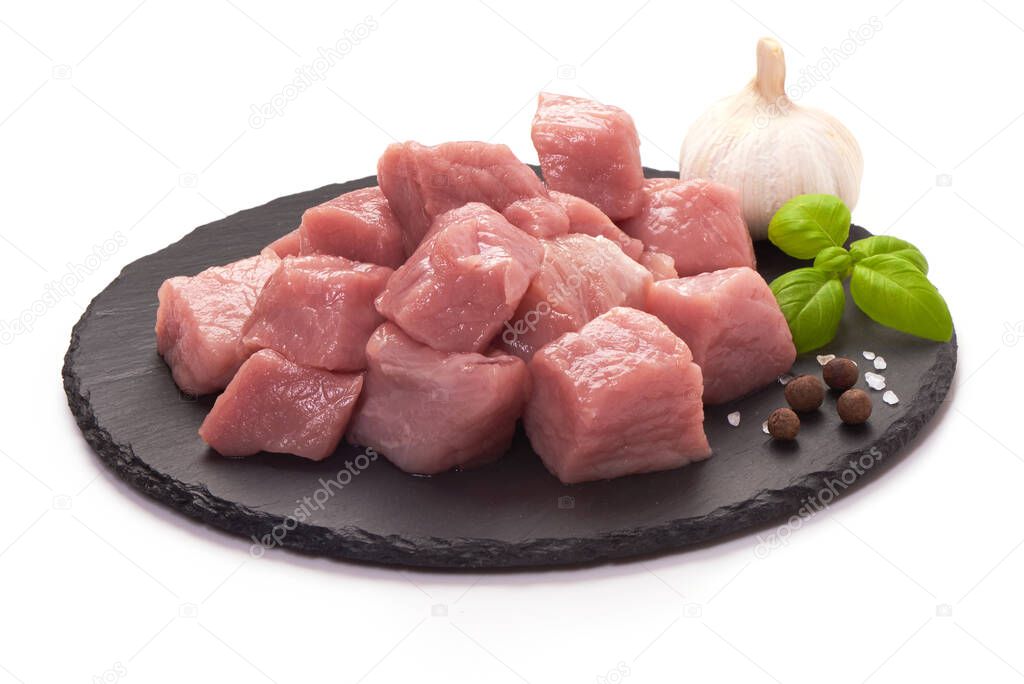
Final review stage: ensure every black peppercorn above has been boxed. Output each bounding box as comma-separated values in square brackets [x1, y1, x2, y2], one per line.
[784, 375, 825, 412]
[837, 389, 872, 424]
[767, 407, 800, 440]
[823, 357, 859, 391]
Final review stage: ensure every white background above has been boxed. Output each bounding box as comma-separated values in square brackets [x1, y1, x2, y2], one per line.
[1, 1, 1022, 682]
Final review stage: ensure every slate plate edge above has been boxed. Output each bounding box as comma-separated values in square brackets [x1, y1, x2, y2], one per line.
[61, 179, 958, 570]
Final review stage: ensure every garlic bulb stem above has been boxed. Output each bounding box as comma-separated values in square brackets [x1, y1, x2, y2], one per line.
[754, 38, 787, 102]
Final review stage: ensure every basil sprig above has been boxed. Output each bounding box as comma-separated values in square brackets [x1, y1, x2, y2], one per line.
[768, 194, 952, 353]
[770, 268, 846, 352]
[768, 194, 851, 259]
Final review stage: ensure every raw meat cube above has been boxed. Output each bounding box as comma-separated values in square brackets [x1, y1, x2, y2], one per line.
[639, 250, 678, 281]
[377, 140, 568, 251]
[347, 323, 529, 474]
[646, 267, 796, 404]
[264, 228, 301, 257]
[619, 178, 755, 277]
[550, 191, 643, 260]
[500, 197, 571, 239]
[499, 234, 652, 360]
[531, 92, 644, 220]
[155, 252, 280, 395]
[524, 307, 710, 484]
[242, 255, 392, 371]
[198, 349, 362, 460]
[297, 187, 405, 269]
[376, 203, 544, 353]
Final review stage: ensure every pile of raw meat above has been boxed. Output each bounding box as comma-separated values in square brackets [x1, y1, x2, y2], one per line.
[156, 92, 796, 484]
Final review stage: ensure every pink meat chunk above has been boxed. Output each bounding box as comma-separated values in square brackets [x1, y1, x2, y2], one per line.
[531, 92, 644, 220]
[264, 228, 301, 257]
[199, 349, 362, 460]
[155, 252, 280, 395]
[500, 197, 571, 240]
[550, 191, 643, 259]
[241, 255, 392, 371]
[377, 140, 568, 251]
[640, 250, 678, 281]
[347, 323, 529, 474]
[645, 267, 796, 404]
[376, 203, 544, 353]
[524, 307, 710, 484]
[619, 178, 756, 277]
[297, 187, 405, 269]
[499, 234, 652, 361]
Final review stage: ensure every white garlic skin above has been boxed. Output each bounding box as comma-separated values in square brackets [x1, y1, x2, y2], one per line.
[679, 38, 863, 240]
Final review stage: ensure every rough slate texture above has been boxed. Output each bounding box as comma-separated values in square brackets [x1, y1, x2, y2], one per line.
[63, 169, 957, 569]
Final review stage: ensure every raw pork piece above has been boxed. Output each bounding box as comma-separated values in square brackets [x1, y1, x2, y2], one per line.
[500, 196, 572, 240]
[199, 349, 362, 460]
[499, 234, 652, 361]
[377, 140, 568, 250]
[242, 255, 392, 371]
[298, 187, 405, 269]
[155, 252, 280, 395]
[524, 307, 710, 484]
[531, 92, 644, 220]
[264, 228, 301, 257]
[640, 250, 678, 281]
[347, 323, 529, 474]
[646, 267, 796, 404]
[376, 203, 543, 353]
[619, 178, 756, 277]
[550, 191, 643, 259]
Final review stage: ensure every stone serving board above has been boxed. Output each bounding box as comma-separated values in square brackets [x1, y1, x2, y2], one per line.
[63, 169, 956, 569]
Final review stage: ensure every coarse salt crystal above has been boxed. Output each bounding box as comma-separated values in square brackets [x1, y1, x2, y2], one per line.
[817, 354, 836, 366]
[778, 373, 795, 385]
[865, 371, 886, 390]
[762, 420, 770, 434]
[863, 351, 876, 360]
[882, 390, 899, 405]
[874, 356, 887, 370]
[727, 411, 741, 427]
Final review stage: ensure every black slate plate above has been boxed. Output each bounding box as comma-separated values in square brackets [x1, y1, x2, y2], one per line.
[63, 169, 956, 569]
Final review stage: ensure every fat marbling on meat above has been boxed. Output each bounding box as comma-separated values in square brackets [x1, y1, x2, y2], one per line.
[639, 250, 678, 281]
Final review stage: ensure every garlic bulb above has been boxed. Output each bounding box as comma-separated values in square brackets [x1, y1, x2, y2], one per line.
[679, 37, 863, 240]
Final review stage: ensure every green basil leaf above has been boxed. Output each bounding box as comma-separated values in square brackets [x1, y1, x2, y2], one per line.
[813, 246, 852, 274]
[849, 236, 929, 274]
[768, 194, 851, 259]
[770, 268, 846, 353]
[850, 255, 952, 341]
